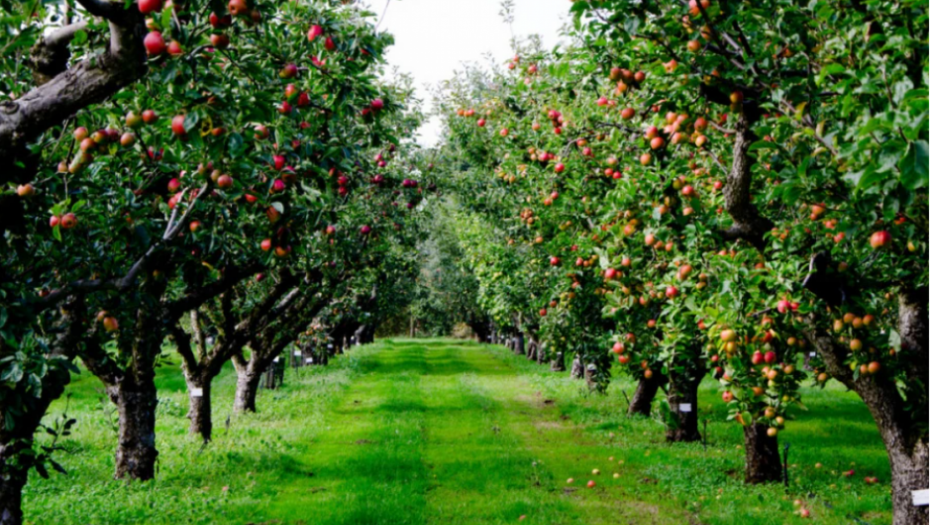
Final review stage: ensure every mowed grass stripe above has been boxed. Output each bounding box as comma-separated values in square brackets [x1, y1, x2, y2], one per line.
[264, 341, 429, 525]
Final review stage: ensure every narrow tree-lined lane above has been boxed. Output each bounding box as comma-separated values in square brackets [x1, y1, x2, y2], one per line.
[268, 339, 683, 524]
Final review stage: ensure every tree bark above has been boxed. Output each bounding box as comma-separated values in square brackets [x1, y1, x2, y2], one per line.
[514, 333, 525, 355]
[112, 379, 159, 480]
[666, 364, 706, 442]
[628, 374, 664, 417]
[743, 423, 782, 484]
[807, 287, 928, 525]
[233, 364, 262, 413]
[184, 373, 212, 443]
[0, 464, 28, 525]
[549, 351, 565, 372]
[570, 355, 584, 379]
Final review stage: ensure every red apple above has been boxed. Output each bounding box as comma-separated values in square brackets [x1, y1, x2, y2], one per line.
[869, 230, 891, 249]
[144, 31, 166, 55]
[138, 0, 163, 14]
[307, 24, 324, 42]
[60, 212, 77, 229]
[171, 114, 187, 136]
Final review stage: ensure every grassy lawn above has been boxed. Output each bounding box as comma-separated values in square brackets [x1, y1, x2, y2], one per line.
[24, 339, 891, 524]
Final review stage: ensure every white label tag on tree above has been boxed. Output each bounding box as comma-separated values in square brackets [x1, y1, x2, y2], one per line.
[327, 344, 334, 349]
[913, 489, 929, 506]
[679, 403, 693, 413]
[273, 357, 280, 363]
[305, 358, 313, 364]
[809, 352, 817, 357]
[190, 388, 203, 398]
[294, 350, 302, 356]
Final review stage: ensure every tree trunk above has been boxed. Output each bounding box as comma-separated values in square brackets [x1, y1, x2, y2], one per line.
[514, 333, 525, 355]
[113, 379, 159, 480]
[889, 441, 929, 525]
[184, 374, 212, 443]
[549, 351, 565, 372]
[628, 375, 663, 417]
[233, 366, 262, 413]
[0, 465, 27, 525]
[570, 355, 584, 379]
[666, 364, 705, 442]
[743, 423, 782, 484]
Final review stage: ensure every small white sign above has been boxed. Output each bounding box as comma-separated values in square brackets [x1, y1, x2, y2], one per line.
[809, 352, 817, 357]
[273, 357, 280, 363]
[305, 358, 314, 364]
[294, 350, 302, 356]
[679, 403, 693, 413]
[913, 489, 929, 506]
[190, 388, 203, 398]
[327, 344, 334, 349]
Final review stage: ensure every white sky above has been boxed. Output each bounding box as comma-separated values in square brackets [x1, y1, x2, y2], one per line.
[365, 0, 570, 147]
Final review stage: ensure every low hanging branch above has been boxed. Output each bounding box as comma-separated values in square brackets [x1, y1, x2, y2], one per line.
[0, 0, 147, 173]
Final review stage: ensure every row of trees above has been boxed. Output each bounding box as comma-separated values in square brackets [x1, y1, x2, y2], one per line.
[433, 1, 927, 524]
[0, 1, 426, 523]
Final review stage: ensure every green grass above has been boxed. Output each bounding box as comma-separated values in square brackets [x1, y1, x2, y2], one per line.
[24, 339, 892, 524]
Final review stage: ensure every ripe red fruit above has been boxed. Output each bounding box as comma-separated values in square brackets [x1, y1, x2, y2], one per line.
[16, 184, 35, 197]
[138, 0, 163, 14]
[271, 179, 286, 193]
[228, 0, 247, 16]
[167, 178, 180, 192]
[273, 155, 286, 171]
[144, 31, 166, 55]
[650, 136, 665, 150]
[776, 299, 791, 314]
[167, 40, 183, 56]
[60, 213, 77, 229]
[554, 163, 565, 174]
[360, 225, 372, 235]
[102, 316, 120, 332]
[274, 246, 291, 258]
[665, 286, 679, 299]
[539, 308, 547, 317]
[141, 109, 157, 124]
[171, 115, 187, 136]
[209, 12, 232, 28]
[49, 215, 60, 228]
[210, 33, 230, 49]
[260, 239, 273, 252]
[869, 230, 891, 249]
[217, 174, 233, 189]
[620, 108, 635, 120]
[722, 391, 734, 403]
[586, 480, 596, 488]
[764, 351, 777, 364]
[371, 98, 384, 111]
[477, 119, 486, 127]
[549, 256, 560, 266]
[681, 185, 695, 197]
[325, 36, 336, 51]
[189, 220, 201, 233]
[307, 24, 324, 42]
[605, 268, 617, 280]
[280, 63, 298, 79]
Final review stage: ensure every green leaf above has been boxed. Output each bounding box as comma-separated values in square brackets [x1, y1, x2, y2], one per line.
[900, 140, 928, 190]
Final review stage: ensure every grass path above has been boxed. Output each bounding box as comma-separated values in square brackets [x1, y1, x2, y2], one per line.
[264, 338, 684, 524]
[25, 338, 890, 525]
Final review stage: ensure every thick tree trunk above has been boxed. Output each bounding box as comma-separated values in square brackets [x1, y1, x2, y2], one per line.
[889, 441, 929, 525]
[666, 366, 705, 442]
[233, 366, 262, 413]
[184, 374, 212, 443]
[113, 379, 159, 480]
[628, 374, 664, 417]
[743, 423, 782, 484]
[514, 333, 525, 355]
[549, 351, 565, 372]
[0, 465, 27, 525]
[570, 355, 584, 379]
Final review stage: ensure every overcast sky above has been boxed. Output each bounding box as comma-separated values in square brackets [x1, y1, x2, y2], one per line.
[365, 0, 569, 147]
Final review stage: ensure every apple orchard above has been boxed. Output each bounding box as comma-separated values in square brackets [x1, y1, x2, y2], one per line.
[0, 0, 927, 525]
